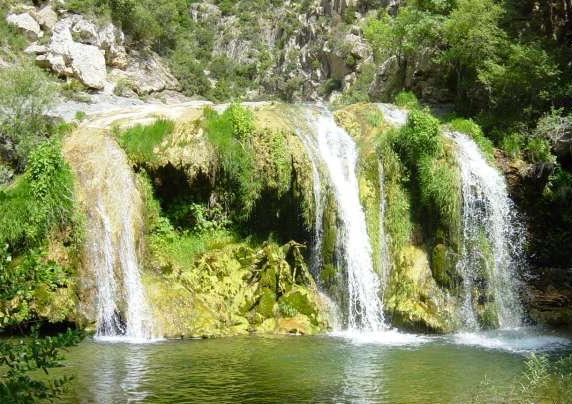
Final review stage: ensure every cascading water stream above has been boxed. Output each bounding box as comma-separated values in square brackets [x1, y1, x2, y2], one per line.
[303, 108, 386, 331]
[448, 131, 525, 330]
[65, 129, 156, 342]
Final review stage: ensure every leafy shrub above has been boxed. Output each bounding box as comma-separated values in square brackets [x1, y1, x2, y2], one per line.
[0, 65, 57, 169]
[0, 140, 75, 250]
[396, 109, 443, 163]
[526, 137, 555, 164]
[116, 118, 175, 163]
[203, 104, 261, 218]
[418, 154, 460, 233]
[0, 328, 83, 403]
[0, 247, 75, 327]
[500, 132, 525, 160]
[394, 91, 420, 109]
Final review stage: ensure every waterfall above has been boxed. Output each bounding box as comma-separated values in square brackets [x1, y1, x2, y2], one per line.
[449, 131, 524, 329]
[65, 130, 156, 342]
[303, 108, 386, 331]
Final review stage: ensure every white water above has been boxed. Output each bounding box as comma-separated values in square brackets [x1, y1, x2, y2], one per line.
[68, 132, 157, 342]
[449, 131, 525, 330]
[305, 109, 386, 331]
[376, 103, 409, 127]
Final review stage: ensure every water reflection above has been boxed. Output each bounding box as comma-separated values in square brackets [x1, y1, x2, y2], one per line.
[340, 345, 386, 403]
[62, 333, 570, 403]
[72, 340, 150, 403]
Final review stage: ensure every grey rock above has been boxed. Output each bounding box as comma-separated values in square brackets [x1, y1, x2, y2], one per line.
[35, 5, 58, 31]
[6, 13, 43, 40]
[24, 43, 49, 55]
[369, 55, 401, 101]
[68, 42, 107, 89]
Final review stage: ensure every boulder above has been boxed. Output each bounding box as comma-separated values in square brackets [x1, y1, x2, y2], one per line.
[71, 18, 98, 45]
[40, 16, 107, 88]
[24, 43, 48, 55]
[6, 13, 43, 40]
[386, 246, 455, 332]
[97, 24, 128, 69]
[369, 55, 401, 101]
[36, 53, 72, 76]
[344, 33, 372, 62]
[68, 43, 107, 89]
[35, 5, 58, 31]
[277, 314, 314, 335]
[115, 51, 180, 95]
[189, 2, 222, 22]
[50, 17, 75, 55]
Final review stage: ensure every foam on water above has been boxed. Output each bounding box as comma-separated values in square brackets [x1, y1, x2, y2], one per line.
[331, 329, 430, 347]
[450, 328, 571, 354]
[94, 335, 164, 344]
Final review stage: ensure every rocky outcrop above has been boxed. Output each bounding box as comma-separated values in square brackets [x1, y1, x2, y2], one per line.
[109, 51, 179, 95]
[5, 5, 176, 94]
[527, 267, 572, 326]
[369, 55, 401, 100]
[6, 12, 43, 40]
[35, 5, 58, 31]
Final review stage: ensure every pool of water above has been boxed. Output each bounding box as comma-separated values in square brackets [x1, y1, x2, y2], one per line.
[58, 327, 571, 403]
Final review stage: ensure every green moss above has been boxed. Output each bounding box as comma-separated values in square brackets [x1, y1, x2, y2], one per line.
[376, 131, 413, 253]
[256, 288, 277, 318]
[431, 244, 455, 288]
[278, 287, 317, 319]
[394, 91, 420, 110]
[386, 246, 455, 332]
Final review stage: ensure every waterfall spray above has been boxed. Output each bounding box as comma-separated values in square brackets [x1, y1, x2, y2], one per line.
[66, 130, 157, 342]
[303, 108, 386, 331]
[449, 131, 524, 329]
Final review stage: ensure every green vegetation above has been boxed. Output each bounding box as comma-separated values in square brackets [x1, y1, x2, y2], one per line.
[394, 91, 420, 110]
[0, 4, 27, 62]
[449, 118, 495, 161]
[0, 140, 78, 327]
[116, 118, 175, 164]
[377, 131, 413, 253]
[203, 103, 261, 218]
[0, 65, 57, 170]
[474, 353, 572, 403]
[0, 328, 83, 403]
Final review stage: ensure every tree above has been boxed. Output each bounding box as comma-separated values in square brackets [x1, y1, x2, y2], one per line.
[0, 65, 56, 170]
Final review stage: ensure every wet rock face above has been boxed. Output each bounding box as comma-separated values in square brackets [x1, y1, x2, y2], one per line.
[527, 267, 572, 327]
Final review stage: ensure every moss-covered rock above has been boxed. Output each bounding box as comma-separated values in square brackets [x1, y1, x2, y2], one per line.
[431, 244, 455, 288]
[386, 246, 455, 332]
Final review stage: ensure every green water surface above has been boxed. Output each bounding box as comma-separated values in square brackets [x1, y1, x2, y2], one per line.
[54, 329, 572, 403]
